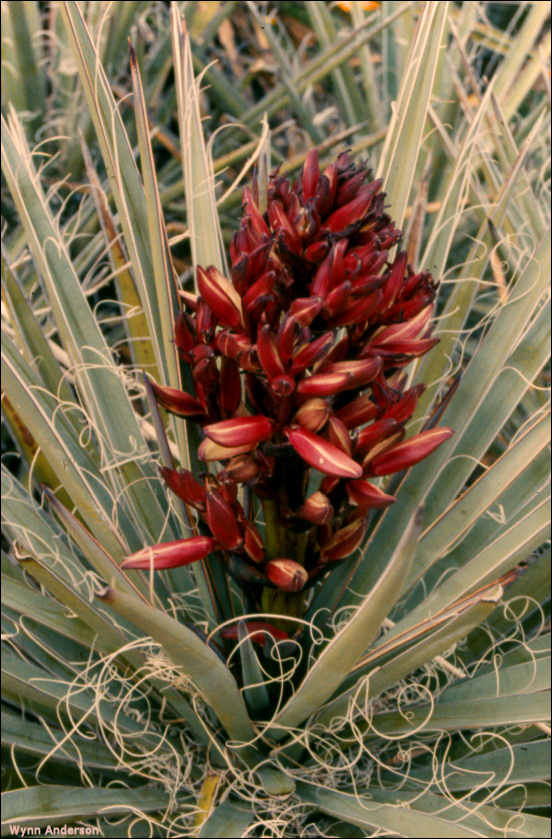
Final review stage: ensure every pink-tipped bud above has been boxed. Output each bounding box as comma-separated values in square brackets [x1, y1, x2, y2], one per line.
[327, 416, 353, 455]
[336, 394, 379, 429]
[286, 427, 363, 479]
[370, 428, 454, 476]
[266, 558, 308, 592]
[206, 491, 243, 550]
[297, 370, 351, 397]
[322, 518, 367, 562]
[204, 415, 273, 448]
[197, 265, 243, 329]
[356, 418, 401, 454]
[198, 438, 255, 462]
[297, 491, 333, 525]
[346, 479, 396, 510]
[151, 382, 205, 417]
[302, 149, 320, 202]
[160, 466, 207, 509]
[293, 398, 331, 432]
[243, 520, 265, 563]
[121, 536, 216, 570]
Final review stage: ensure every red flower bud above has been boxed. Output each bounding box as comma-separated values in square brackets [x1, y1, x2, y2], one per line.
[325, 357, 382, 389]
[198, 438, 255, 462]
[215, 329, 252, 360]
[327, 415, 353, 455]
[150, 383, 205, 417]
[302, 149, 320, 202]
[266, 558, 308, 592]
[242, 187, 270, 237]
[328, 289, 382, 327]
[297, 370, 351, 397]
[374, 337, 439, 358]
[206, 491, 243, 550]
[277, 315, 299, 362]
[121, 536, 216, 570]
[323, 179, 382, 232]
[174, 311, 195, 356]
[336, 394, 378, 429]
[346, 479, 396, 509]
[297, 490, 333, 525]
[257, 324, 286, 380]
[293, 398, 331, 432]
[286, 427, 363, 478]
[362, 430, 405, 470]
[370, 304, 433, 347]
[370, 427, 454, 476]
[323, 280, 351, 316]
[289, 296, 323, 325]
[304, 240, 330, 263]
[242, 270, 277, 313]
[220, 454, 260, 483]
[291, 332, 334, 375]
[322, 518, 367, 562]
[268, 200, 302, 253]
[356, 418, 401, 454]
[160, 466, 207, 509]
[387, 385, 425, 423]
[204, 415, 273, 448]
[381, 251, 407, 310]
[197, 265, 243, 329]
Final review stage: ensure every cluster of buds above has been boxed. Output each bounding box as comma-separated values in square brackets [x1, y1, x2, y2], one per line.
[123, 151, 452, 623]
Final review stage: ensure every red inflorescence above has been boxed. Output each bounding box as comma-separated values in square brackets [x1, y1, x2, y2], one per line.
[125, 151, 452, 596]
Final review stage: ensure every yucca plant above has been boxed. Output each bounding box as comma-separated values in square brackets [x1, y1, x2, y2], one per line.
[1, 2, 550, 837]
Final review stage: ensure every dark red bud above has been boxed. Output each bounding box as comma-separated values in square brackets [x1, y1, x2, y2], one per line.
[160, 466, 207, 509]
[370, 428, 454, 476]
[151, 383, 205, 417]
[206, 491, 243, 550]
